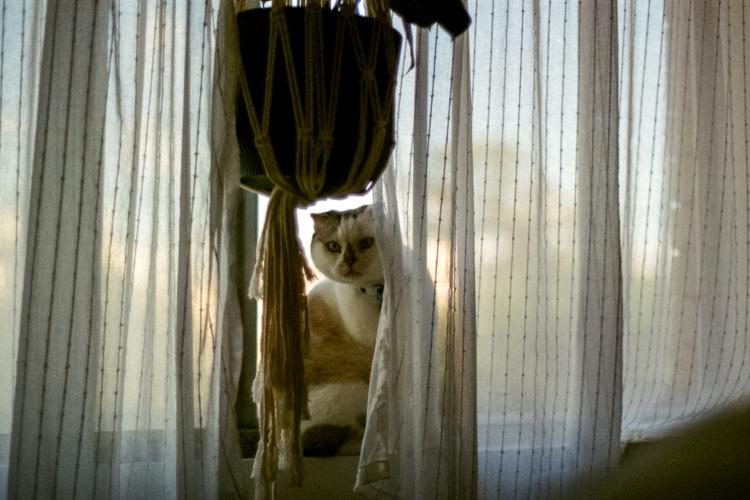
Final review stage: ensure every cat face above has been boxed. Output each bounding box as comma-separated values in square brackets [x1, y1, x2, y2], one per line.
[310, 205, 383, 286]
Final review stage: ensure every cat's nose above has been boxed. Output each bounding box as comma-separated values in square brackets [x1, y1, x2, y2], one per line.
[343, 248, 357, 266]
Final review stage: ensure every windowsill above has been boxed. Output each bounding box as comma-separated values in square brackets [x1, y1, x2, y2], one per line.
[242, 456, 362, 499]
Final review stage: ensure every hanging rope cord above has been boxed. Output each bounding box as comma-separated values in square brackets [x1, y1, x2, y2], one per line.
[236, 1, 397, 490]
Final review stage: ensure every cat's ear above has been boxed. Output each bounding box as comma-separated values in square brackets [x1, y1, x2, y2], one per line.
[357, 205, 374, 221]
[311, 212, 339, 232]
[353, 205, 371, 216]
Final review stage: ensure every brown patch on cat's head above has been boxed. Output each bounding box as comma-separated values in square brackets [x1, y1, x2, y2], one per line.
[309, 205, 382, 285]
[311, 205, 370, 238]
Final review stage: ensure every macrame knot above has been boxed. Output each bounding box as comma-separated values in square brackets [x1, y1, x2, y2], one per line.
[375, 118, 388, 133]
[318, 128, 333, 145]
[254, 133, 275, 165]
[362, 67, 376, 83]
[298, 127, 313, 140]
[254, 132, 271, 148]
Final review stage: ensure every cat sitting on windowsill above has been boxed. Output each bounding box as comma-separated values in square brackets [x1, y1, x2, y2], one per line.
[302, 205, 383, 457]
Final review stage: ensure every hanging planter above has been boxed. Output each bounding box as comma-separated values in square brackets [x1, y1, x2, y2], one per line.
[235, 1, 401, 492]
[236, 5, 400, 196]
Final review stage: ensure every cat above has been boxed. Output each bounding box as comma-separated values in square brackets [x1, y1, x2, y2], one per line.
[302, 205, 384, 456]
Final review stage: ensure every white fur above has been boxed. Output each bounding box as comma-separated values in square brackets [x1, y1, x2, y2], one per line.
[307, 280, 380, 347]
[309, 207, 383, 346]
[301, 382, 369, 453]
[302, 207, 383, 455]
[304, 382, 369, 426]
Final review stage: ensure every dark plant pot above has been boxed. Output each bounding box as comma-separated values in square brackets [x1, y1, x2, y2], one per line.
[236, 7, 402, 197]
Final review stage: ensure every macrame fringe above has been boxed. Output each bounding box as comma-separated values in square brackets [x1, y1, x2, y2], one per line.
[251, 188, 314, 494]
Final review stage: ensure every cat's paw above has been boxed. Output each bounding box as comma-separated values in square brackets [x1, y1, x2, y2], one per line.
[302, 424, 353, 457]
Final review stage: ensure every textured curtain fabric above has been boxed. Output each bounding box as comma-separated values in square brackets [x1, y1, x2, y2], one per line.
[620, 0, 750, 442]
[0, 0, 249, 498]
[356, 28, 478, 499]
[357, 0, 750, 499]
[3, 0, 750, 499]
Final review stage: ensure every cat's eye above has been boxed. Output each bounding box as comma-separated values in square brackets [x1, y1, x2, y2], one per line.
[326, 240, 341, 252]
[359, 237, 374, 250]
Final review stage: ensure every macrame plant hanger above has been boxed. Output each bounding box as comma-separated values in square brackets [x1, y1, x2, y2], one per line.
[235, 0, 402, 496]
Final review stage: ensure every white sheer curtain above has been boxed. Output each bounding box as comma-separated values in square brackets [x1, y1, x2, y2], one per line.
[620, 0, 750, 441]
[357, 0, 750, 499]
[356, 27, 478, 499]
[0, 0, 249, 498]
[3, 0, 750, 499]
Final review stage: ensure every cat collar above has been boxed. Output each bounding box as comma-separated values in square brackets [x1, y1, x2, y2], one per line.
[359, 284, 384, 304]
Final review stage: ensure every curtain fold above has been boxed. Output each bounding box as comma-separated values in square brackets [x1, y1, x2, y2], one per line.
[468, 0, 623, 495]
[621, 0, 750, 440]
[356, 25, 478, 499]
[570, 0, 622, 486]
[8, 1, 109, 497]
[358, 0, 750, 499]
[1, 0, 249, 498]
[2, 0, 750, 499]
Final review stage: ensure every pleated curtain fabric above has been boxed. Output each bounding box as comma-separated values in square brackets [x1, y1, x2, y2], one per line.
[620, 0, 750, 443]
[356, 28, 478, 499]
[0, 0, 249, 498]
[2, 1, 750, 500]
[357, 0, 750, 499]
